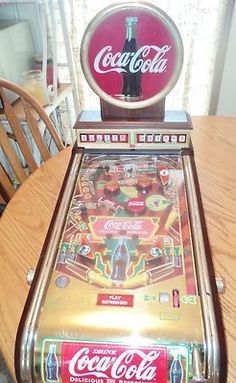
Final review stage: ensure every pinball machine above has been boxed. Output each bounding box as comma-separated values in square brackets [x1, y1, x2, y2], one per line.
[15, 2, 225, 383]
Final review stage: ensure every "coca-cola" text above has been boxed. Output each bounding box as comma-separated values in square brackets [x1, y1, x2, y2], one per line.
[104, 220, 142, 231]
[94, 45, 172, 74]
[68, 347, 160, 380]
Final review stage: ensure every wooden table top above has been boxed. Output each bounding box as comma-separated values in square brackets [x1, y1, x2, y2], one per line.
[0, 116, 235, 382]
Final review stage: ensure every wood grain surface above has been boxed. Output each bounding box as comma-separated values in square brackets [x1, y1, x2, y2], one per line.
[0, 116, 235, 382]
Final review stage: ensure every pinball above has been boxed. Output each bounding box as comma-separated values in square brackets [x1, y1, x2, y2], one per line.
[15, 2, 224, 383]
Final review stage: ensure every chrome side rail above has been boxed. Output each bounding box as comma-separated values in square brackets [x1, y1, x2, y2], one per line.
[183, 154, 220, 382]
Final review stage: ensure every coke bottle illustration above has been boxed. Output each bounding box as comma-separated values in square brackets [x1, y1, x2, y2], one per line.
[59, 243, 67, 264]
[45, 344, 59, 382]
[174, 247, 182, 267]
[122, 16, 142, 100]
[111, 238, 130, 281]
[170, 353, 184, 383]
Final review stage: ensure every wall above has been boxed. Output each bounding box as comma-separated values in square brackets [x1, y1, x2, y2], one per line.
[0, 3, 43, 55]
[216, 2, 236, 116]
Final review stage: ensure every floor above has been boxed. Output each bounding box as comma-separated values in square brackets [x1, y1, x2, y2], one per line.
[0, 353, 15, 383]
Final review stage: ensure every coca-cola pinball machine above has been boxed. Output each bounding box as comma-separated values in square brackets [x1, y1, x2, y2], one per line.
[15, 3, 225, 383]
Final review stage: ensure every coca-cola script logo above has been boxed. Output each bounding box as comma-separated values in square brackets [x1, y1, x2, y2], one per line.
[94, 45, 172, 74]
[61, 342, 167, 383]
[91, 217, 156, 238]
[81, 3, 183, 108]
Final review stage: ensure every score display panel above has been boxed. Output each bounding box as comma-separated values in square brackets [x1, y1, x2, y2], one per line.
[16, 122, 222, 383]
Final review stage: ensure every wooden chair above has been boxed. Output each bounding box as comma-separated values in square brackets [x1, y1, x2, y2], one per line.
[0, 78, 64, 207]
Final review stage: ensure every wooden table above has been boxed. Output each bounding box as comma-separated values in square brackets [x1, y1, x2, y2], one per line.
[0, 116, 235, 382]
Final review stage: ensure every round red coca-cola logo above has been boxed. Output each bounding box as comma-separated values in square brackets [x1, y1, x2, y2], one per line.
[81, 2, 183, 109]
[125, 198, 146, 214]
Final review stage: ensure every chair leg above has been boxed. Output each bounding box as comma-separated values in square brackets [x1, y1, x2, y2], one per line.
[0, 203, 7, 216]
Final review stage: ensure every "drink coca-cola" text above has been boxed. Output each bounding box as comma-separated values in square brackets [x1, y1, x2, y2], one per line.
[94, 45, 172, 74]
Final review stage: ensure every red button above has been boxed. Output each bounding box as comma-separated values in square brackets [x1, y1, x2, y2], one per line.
[136, 175, 152, 190]
[104, 180, 120, 194]
[125, 197, 146, 214]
